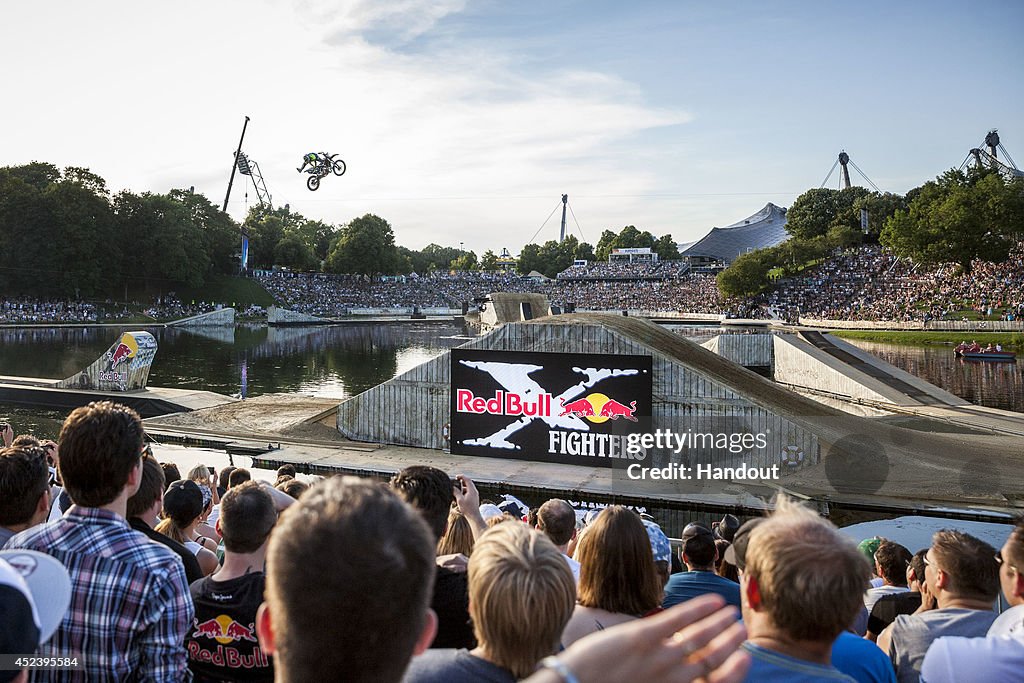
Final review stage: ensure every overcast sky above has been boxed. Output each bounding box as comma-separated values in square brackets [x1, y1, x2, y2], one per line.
[2, 1, 1022, 254]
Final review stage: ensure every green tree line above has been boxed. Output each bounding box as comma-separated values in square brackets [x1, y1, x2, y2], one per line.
[716, 169, 1024, 299]
[0, 162, 238, 297]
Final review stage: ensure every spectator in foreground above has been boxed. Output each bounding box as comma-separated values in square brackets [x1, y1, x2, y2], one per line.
[877, 530, 999, 683]
[188, 481, 278, 682]
[275, 478, 309, 499]
[437, 508, 475, 558]
[739, 496, 869, 682]
[867, 549, 926, 642]
[643, 519, 673, 595]
[257, 474, 749, 683]
[257, 476, 438, 682]
[866, 541, 913, 612]
[0, 446, 51, 547]
[126, 454, 204, 584]
[919, 518, 1024, 682]
[391, 466, 486, 649]
[156, 480, 220, 576]
[536, 498, 580, 583]
[404, 522, 576, 682]
[4, 401, 193, 681]
[561, 506, 663, 646]
[663, 523, 741, 609]
[229, 467, 252, 488]
[0, 549, 72, 683]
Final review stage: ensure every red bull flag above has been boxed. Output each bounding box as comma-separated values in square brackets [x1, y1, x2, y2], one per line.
[450, 349, 652, 466]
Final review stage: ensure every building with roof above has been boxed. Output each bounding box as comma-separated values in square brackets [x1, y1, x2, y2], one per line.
[681, 203, 789, 267]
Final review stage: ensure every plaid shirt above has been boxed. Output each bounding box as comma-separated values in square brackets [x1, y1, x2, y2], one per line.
[4, 506, 194, 682]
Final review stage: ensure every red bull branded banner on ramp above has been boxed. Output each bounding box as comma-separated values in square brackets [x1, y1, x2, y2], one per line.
[450, 349, 652, 466]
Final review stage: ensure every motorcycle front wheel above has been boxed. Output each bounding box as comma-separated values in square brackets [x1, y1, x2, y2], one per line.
[332, 159, 346, 176]
[307, 175, 320, 191]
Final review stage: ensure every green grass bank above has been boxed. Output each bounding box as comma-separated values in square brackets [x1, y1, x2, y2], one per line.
[830, 330, 1024, 348]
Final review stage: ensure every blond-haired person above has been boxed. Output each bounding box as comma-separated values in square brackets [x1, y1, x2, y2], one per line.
[404, 522, 576, 682]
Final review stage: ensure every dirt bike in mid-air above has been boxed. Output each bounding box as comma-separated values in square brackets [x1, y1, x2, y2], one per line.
[303, 153, 346, 191]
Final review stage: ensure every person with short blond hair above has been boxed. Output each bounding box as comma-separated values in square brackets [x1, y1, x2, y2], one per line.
[740, 496, 870, 681]
[404, 522, 576, 682]
[561, 506, 662, 647]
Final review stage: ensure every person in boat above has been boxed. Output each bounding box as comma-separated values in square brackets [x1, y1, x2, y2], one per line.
[968, 341, 982, 353]
[984, 343, 995, 353]
[996, 344, 1003, 352]
[955, 341, 968, 355]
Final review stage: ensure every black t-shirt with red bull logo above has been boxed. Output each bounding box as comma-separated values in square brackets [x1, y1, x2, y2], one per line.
[188, 572, 274, 682]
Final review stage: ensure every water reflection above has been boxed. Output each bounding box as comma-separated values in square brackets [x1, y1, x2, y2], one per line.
[846, 340, 1023, 413]
[0, 322, 469, 401]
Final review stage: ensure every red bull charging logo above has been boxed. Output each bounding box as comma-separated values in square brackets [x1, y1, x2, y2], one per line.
[192, 615, 258, 644]
[107, 333, 139, 369]
[559, 393, 638, 422]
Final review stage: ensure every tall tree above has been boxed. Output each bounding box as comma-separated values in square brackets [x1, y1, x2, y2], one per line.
[479, 249, 498, 271]
[324, 214, 401, 274]
[654, 234, 681, 260]
[881, 169, 1024, 273]
[595, 229, 617, 261]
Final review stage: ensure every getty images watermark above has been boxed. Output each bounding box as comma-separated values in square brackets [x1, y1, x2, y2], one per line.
[622, 428, 781, 482]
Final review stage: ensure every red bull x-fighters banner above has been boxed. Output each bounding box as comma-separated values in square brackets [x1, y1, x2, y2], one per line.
[450, 349, 652, 466]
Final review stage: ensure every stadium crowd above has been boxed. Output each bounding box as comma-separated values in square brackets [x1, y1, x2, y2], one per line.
[1, 403, 1021, 682]
[255, 270, 726, 317]
[4, 243, 1024, 324]
[556, 260, 694, 281]
[0, 296, 224, 324]
[770, 244, 1024, 322]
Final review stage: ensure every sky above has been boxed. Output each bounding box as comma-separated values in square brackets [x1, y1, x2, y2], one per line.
[2, 1, 1022, 255]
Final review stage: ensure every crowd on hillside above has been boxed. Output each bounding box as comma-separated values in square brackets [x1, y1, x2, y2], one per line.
[770, 244, 1024, 322]
[1, 405, 1021, 682]
[556, 260, 694, 280]
[0, 296, 222, 324]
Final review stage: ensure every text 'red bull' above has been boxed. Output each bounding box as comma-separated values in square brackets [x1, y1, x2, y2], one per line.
[456, 389, 552, 417]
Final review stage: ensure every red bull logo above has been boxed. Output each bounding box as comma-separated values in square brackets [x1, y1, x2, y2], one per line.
[192, 615, 258, 644]
[106, 333, 139, 369]
[560, 393, 637, 423]
[456, 389, 552, 417]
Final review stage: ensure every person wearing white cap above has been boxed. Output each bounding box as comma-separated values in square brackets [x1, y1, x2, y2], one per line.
[0, 550, 71, 683]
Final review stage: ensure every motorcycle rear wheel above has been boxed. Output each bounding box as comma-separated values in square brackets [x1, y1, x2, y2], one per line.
[307, 175, 320, 191]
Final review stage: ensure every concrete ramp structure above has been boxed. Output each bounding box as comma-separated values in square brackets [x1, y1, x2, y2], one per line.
[267, 306, 333, 326]
[56, 331, 158, 391]
[337, 314, 1024, 511]
[165, 307, 235, 327]
[478, 292, 552, 330]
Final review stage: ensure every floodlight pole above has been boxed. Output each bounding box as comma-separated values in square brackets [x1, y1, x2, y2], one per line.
[559, 194, 568, 242]
[223, 116, 250, 212]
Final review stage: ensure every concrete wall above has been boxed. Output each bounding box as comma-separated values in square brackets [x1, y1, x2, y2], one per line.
[348, 307, 459, 316]
[267, 306, 331, 325]
[702, 334, 774, 368]
[773, 334, 902, 405]
[167, 307, 236, 327]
